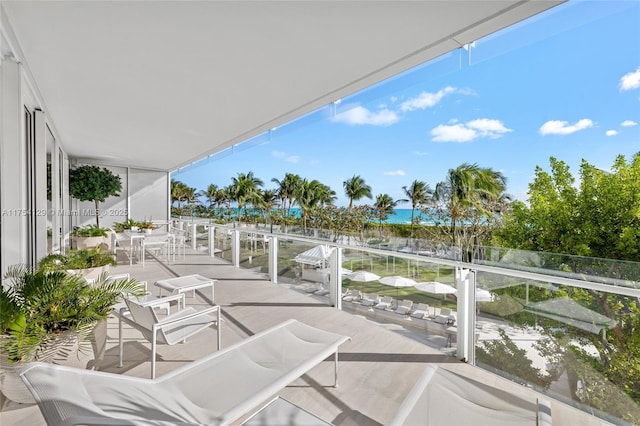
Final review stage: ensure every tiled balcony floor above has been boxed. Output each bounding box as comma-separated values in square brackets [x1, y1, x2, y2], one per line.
[1, 250, 613, 425]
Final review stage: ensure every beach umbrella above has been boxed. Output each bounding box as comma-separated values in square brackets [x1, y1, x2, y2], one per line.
[379, 275, 417, 287]
[414, 281, 457, 295]
[346, 271, 381, 282]
[475, 288, 495, 302]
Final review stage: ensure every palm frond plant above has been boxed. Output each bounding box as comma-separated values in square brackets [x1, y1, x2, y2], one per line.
[0, 266, 145, 363]
[38, 248, 116, 272]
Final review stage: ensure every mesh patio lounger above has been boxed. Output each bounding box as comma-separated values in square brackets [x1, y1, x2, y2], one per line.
[20, 319, 351, 426]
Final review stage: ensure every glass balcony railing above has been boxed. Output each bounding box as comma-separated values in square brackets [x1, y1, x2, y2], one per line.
[173, 217, 640, 425]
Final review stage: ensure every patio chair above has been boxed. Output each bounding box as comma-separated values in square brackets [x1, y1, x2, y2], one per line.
[395, 300, 414, 315]
[111, 230, 140, 265]
[116, 298, 221, 378]
[360, 293, 379, 307]
[375, 296, 394, 310]
[411, 303, 430, 319]
[141, 234, 172, 267]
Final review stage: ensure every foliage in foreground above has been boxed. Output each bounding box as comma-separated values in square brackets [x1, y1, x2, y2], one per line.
[0, 267, 144, 362]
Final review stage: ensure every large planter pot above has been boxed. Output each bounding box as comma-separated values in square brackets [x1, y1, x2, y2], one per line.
[0, 321, 107, 404]
[67, 264, 111, 281]
[71, 235, 108, 250]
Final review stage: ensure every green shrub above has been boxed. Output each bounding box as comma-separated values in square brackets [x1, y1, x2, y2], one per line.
[70, 225, 109, 238]
[38, 248, 116, 272]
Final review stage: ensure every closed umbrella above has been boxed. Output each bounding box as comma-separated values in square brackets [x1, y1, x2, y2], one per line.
[379, 276, 416, 287]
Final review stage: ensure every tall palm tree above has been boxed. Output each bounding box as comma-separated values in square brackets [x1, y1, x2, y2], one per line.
[197, 184, 219, 210]
[401, 180, 432, 238]
[170, 179, 189, 207]
[373, 194, 403, 237]
[343, 175, 372, 212]
[434, 163, 506, 244]
[294, 179, 336, 229]
[229, 172, 264, 222]
[271, 173, 301, 216]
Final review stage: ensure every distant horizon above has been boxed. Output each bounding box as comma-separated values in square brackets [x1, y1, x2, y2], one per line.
[173, 1, 640, 208]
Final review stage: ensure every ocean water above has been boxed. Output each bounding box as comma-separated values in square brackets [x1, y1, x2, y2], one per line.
[285, 208, 431, 225]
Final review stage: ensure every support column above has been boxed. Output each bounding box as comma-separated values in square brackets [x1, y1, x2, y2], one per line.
[208, 225, 215, 257]
[455, 267, 476, 364]
[231, 229, 240, 268]
[329, 247, 343, 309]
[268, 236, 278, 283]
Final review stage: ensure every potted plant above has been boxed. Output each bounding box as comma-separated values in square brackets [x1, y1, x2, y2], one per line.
[0, 265, 144, 403]
[39, 247, 117, 280]
[70, 224, 111, 250]
[113, 219, 139, 233]
[136, 221, 157, 234]
[69, 165, 122, 228]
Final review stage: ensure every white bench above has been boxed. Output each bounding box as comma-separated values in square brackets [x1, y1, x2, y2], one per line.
[20, 319, 351, 426]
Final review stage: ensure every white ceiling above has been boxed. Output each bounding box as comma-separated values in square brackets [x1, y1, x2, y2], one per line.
[2, 1, 562, 171]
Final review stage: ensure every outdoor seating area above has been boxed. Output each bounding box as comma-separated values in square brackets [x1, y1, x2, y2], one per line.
[1, 249, 612, 426]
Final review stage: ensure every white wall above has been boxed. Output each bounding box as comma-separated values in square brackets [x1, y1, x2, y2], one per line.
[71, 162, 169, 230]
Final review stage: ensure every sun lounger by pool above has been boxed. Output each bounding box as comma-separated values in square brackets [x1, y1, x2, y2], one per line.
[20, 319, 350, 426]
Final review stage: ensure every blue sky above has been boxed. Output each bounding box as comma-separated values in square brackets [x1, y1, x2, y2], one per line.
[174, 1, 640, 207]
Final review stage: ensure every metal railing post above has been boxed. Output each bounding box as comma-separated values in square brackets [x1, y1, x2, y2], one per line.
[268, 236, 278, 283]
[231, 229, 240, 267]
[208, 225, 216, 257]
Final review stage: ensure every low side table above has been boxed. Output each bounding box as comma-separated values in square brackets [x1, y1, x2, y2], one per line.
[154, 274, 216, 302]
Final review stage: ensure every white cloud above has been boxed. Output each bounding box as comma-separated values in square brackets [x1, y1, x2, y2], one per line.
[400, 86, 458, 112]
[539, 119, 594, 135]
[273, 150, 300, 163]
[431, 118, 512, 143]
[413, 151, 428, 156]
[621, 120, 638, 127]
[383, 169, 406, 176]
[466, 118, 513, 138]
[620, 67, 640, 91]
[432, 124, 477, 142]
[331, 106, 399, 126]
[606, 130, 618, 136]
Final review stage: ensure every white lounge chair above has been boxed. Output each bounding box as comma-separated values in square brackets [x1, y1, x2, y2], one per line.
[116, 298, 221, 378]
[375, 296, 394, 310]
[434, 308, 456, 325]
[394, 300, 413, 315]
[342, 290, 361, 303]
[360, 293, 378, 307]
[20, 320, 350, 426]
[411, 303, 430, 319]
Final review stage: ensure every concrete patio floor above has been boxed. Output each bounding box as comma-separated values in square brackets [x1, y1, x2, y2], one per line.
[1, 250, 613, 425]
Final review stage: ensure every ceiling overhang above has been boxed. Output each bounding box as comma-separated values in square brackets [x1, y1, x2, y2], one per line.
[1, 1, 563, 171]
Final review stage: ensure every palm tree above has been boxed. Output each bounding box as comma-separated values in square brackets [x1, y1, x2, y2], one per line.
[401, 180, 432, 238]
[197, 184, 219, 210]
[434, 163, 507, 244]
[373, 193, 403, 237]
[343, 175, 372, 212]
[229, 172, 264, 222]
[294, 179, 336, 229]
[271, 173, 301, 217]
[170, 179, 189, 207]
